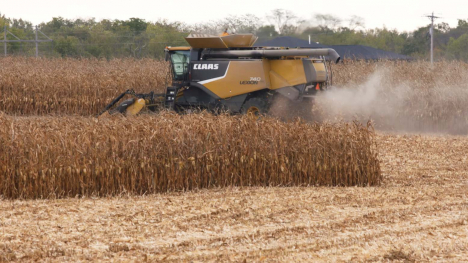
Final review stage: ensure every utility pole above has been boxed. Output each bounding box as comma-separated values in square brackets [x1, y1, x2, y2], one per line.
[35, 26, 39, 58]
[425, 12, 440, 65]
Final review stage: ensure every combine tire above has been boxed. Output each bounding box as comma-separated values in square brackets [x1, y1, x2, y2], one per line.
[241, 97, 268, 116]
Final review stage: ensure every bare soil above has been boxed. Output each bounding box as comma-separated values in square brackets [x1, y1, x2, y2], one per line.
[1, 133, 467, 262]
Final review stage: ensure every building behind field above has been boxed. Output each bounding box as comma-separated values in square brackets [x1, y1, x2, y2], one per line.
[256, 36, 412, 61]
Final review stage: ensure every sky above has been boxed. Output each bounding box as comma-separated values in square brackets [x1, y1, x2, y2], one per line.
[1, 0, 467, 32]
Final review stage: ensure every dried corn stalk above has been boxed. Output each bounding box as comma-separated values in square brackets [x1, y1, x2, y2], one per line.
[0, 113, 381, 199]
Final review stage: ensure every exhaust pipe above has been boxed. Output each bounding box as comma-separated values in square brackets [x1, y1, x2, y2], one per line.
[203, 48, 341, 64]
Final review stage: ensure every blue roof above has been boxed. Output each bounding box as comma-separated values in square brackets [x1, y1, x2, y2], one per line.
[255, 36, 327, 48]
[327, 45, 411, 60]
[255, 36, 411, 60]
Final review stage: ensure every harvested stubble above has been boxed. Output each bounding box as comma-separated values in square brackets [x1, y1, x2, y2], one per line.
[1, 133, 467, 261]
[0, 57, 168, 115]
[0, 113, 381, 199]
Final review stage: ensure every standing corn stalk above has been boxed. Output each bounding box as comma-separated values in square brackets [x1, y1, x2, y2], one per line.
[0, 113, 381, 199]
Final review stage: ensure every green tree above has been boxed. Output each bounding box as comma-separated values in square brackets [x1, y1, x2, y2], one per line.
[446, 34, 468, 61]
[147, 20, 187, 58]
[401, 26, 429, 57]
[256, 25, 279, 42]
[0, 13, 9, 28]
[5, 10, 468, 61]
[54, 36, 79, 57]
[124, 18, 147, 33]
[457, 19, 468, 28]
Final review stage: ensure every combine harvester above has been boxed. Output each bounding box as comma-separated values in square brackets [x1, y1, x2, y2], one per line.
[98, 32, 340, 116]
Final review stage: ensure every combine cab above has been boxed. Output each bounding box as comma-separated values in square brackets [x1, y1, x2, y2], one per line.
[99, 32, 340, 116]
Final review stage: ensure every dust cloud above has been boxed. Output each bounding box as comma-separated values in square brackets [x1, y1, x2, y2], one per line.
[312, 69, 468, 134]
[269, 68, 468, 135]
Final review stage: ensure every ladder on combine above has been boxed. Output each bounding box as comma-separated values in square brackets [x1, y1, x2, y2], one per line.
[164, 87, 178, 110]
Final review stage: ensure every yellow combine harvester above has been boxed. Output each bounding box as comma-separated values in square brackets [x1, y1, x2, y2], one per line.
[98, 32, 340, 116]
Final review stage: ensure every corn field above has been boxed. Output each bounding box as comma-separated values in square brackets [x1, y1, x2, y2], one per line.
[0, 113, 381, 199]
[2, 58, 467, 261]
[0, 57, 389, 199]
[1, 58, 468, 131]
[0, 57, 168, 116]
[333, 59, 468, 88]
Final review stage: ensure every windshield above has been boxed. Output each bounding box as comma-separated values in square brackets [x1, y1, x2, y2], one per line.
[170, 51, 190, 80]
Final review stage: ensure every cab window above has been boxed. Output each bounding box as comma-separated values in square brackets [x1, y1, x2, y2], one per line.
[170, 51, 190, 80]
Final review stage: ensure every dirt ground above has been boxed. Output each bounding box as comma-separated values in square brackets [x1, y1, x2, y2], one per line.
[1, 133, 467, 262]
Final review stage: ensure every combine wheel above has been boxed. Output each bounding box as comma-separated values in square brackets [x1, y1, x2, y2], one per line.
[241, 97, 268, 116]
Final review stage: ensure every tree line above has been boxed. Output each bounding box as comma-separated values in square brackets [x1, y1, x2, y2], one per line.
[1, 10, 467, 60]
